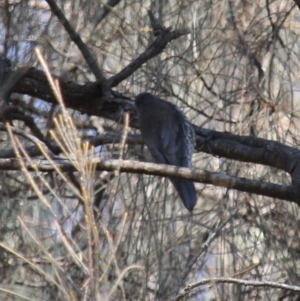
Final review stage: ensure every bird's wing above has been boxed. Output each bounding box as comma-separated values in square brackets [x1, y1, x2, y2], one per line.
[146, 143, 168, 164]
[160, 125, 178, 166]
[160, 110, 194, 168]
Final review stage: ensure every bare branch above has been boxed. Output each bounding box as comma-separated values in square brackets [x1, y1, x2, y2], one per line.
[44, 0, 108, 91]
[11, 64, 134, 119]
[174, 277, 300, 301]
[0, 124, 49, 150]
[0, 158, 298, 203]
[0, 67, 30, 102]
[0, 132, 143, 159]
[195, 127, 300, 185]
[147, 10, 166, 36]
[107, 26, 190, 87]
[93, 0, 122, 26]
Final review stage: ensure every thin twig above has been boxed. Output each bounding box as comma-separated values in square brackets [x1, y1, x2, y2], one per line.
[174, 277, 300, 301]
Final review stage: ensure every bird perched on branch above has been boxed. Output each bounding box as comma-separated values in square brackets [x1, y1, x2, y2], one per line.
[135, 92, 197, 211]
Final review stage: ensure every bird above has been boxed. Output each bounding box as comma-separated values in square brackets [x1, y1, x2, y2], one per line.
[135, 92, 197, 211]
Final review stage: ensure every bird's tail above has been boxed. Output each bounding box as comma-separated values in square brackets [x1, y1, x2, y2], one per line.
[171, 179, 197, 211]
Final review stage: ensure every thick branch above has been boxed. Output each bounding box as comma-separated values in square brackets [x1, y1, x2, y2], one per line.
[0, 158, 298, 203]
[12, 66, 134, 120]
[195, 127, 300, 185]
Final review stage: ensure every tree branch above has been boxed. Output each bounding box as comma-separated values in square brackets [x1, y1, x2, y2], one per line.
[1, 50, 300, 191]
[0, 132, 143, 159]
[44, 0, 108, 90]
[0, 66, 30, 102]
[294, 0, 300, 10]
[174, 277, 300, 301]
[107, 26, 190, 87]
[0, 158, 298, 203]
[12, 65, 134, 119]
[195, 127, 300, 186]
[93, 0, 122, 26]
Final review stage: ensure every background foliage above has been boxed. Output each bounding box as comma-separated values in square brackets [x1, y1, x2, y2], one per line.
[1, 0, 300, 300]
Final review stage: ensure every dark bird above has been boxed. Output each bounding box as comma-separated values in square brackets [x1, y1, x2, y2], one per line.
[135, 92, 197, 211]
